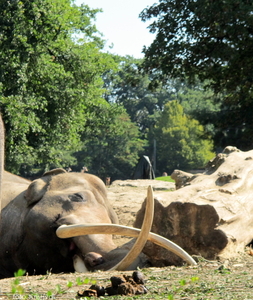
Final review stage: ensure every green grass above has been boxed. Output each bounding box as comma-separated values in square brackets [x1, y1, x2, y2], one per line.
[3, 256, 253, 300]
[155, 176, 175, 183]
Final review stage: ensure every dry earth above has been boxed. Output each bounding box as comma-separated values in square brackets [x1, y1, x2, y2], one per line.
[1, 179, 253, 299]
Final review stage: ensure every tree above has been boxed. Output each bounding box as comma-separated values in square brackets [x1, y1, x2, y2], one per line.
[73, 104, 145, 180]
[104, 57, 162, 136]
[140, 0, 253, 150]
[152, 101, 215, 174]
[171, 80, 221, 143]
[104, 56, 181, 137]
[0, 0, 116, 173]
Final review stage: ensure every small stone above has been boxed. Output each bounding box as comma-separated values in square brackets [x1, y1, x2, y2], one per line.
[118, 282, 136, 295]
[110, 275, 126, 288]
[89, 284, 105, 297]
[105, 285, 118, 296]
[77, 289, 97, 297]
[123, 275, 136, 285]
[135, 285, 148, 295]
[132, 271, 145, 284]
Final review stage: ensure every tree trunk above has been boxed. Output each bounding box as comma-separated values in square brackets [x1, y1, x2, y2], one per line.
[0, 115, 4, 211]
[134, 146, 253, 266]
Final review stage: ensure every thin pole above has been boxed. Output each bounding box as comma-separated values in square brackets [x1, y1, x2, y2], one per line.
[153, 139, 156, 175]
[0, 114, 4, 212]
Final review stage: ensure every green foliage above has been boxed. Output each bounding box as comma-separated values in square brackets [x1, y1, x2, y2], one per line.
[104, 56, 218, 175]
[11, 269, 26, 296]
[153, 101, 215, 173]
[14, 269, 26, 277]
[105, 56, 218, 150]
[73, 104, 145, 180]
[104, 56, 173, 138]
[172, 80, 221, 142]
[0, 0, 220, 179]
[141, 0, 253, 90]
[0, 0, 116, 173]
[141, 0, 253, 150]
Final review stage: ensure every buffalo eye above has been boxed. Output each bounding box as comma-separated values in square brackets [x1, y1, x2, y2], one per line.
[68, 193, 86, 202]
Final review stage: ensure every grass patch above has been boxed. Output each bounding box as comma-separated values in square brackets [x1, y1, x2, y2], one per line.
[3, 257, 253, 300]
[155, 176, 175, 183]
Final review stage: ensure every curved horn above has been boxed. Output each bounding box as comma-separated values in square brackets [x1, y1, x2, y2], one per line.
[108, 185, 154, 270]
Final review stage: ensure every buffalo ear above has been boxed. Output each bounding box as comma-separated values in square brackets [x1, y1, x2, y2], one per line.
[25, 178, 48, 206]
[42, 168, 66, 177]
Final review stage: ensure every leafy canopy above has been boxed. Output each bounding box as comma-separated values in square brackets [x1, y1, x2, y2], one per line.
[0, 0, 116, 172]
[140, 0, 253, 150]
[104, 56, 173, 137]
[73, 103, 145, 180]
[141, 0, 253, 90]
[153, 100, 215, 173]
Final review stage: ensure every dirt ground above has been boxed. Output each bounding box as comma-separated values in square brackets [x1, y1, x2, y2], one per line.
[1, 179, 253, 299]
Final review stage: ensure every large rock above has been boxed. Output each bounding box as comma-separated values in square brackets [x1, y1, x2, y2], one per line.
[134, 146, 253, 266]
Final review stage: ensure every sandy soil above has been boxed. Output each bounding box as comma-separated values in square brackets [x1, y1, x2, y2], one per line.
[108, 179, 175, 227]
[1, 179, 253, 299]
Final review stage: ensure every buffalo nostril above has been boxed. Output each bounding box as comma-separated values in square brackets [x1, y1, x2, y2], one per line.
[84, 252, 105, 267]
